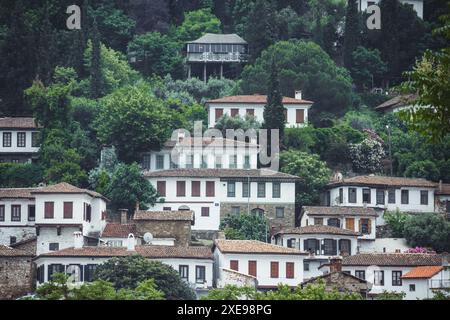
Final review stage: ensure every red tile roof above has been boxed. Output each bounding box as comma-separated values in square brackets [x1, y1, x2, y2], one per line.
[214, 239, 308, 255]
[31, 182, 109, 201]
[0, 245, 34, 257]
[206, 95, 313, 105]
[328, 175, 436, 188]
[0, 187, 39, 199]
[101, 224, 137, 238]
[402, 266, 444, 279]
[303, 206, 378, 217]
[342, 253, 442, 266]
[133, 210, 194, 221]
[275, 225, 360, 237]
[0, 117, 40, 129]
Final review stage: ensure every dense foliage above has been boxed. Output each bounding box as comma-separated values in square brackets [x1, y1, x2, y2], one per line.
[220, 213, 268, 242]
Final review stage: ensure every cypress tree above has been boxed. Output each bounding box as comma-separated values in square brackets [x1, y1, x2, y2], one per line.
[343, 0, 361, 69]
[90, 18, 103, 99]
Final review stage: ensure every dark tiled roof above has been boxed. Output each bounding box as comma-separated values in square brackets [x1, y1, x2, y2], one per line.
[375, 94, 417, 111]
[31, 182, 109, 201]
[101, 224, 137, 238]
[0, 117, 40, 129]
[303, 206, 378, 217]
[275, 225, 360, 237]
[189, 33, 247, 44]
[328, 175, 436, 188]
[214, 239, 308, 255]
[133, 210, 194, 221]
[207, 94, 313, 105]
[436, 183, 450, 195]
[342, 253, 442, 266]
[144, 169, 300, 181]
[0, 245, 34, 257]
[36, 245, 213, 259]
[0, 188, 39, 199]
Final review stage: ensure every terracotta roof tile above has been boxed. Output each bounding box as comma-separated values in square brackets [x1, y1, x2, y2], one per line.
[133, 210, 194, 221]
[328, 175, 436, 188]
[36, 245, 213, 259]
[342, 253, 442, 266]
[0, 187, 39, 199]
[303, 206, 378, 217]
[207, 95, 313, 105]
[402, 266, 444, 279]
[276, 225, 360, 237]
[101, 224, 137, 238]
[214, 239, 308, 255]
[0, 117, 40, 129]
[0, 245, 34, 257]
[31, 182, 108, 201]
[375, 94, 417, 111]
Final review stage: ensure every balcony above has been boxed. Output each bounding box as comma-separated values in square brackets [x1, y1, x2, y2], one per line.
[187, 52, 248, 63]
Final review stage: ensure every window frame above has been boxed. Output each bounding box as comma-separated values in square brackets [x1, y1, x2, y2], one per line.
[348, 188, 357, 203]
[420, 190, 428, 205]
[63, 202, 73, 219]
[17, 132, 26, 147]
[272, 182, 281, 198]
[392, 270, 402, 286]
[227, 182, 236, 197]
[195, 265, 206, 283]
[44, 201, 54, 219]
[362, 188, 371, 203]
[388, 188, 396, 204]
[355, 270, 365, 280]
[257, 182, 266, 198]
[376, 189, 385, 205]
[374, 270, 384, 286]
[0, 205, 5, 221]
[242, 181, 250, 198]
[11, 205, 21, 222]
[155, 154, 165, 170]
[179, 265, 189, 281]
[401, 190, 409, 204]
[2, 132, 12, 147]
[275, 207, 284, 218]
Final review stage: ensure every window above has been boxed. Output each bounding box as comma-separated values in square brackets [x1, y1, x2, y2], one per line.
[244, 155, 250, 169]
[3, 132, 11, 147]
[11, 205, 21, 222]
[304, 239, 320, 255]
[242, 182, 250, 198]
[322, 239, 337, 255]
[84, 203, 91, 222]
[156, 155, 164, 169]
[230, 260, 239, 271]
[360, 218, 371, 234]
[257, 182, 266, 198]
[215, 155, 222, 168]
[272, 182, 281, 198]
[201, 155, 208, 168]
[374, 270, 384, 286]
[107, 240, 123, 247]
[246, 109, 254, 116]
[348, 188, 357, 203]
[286, 238, 296, 248]
[10, 236, 16, 245]
[84, 265, 97, 282]
[339, 188, 343, 203]
[327, 218, 340, 228]
[248, 261, 257, 277]
[401, 190, 409, 204]
[362, 188, 371, 203]
[191, 181, 201, 197]
[276, 207, 284, 218]
[270, 261, 279, 278]
[376, 189, 385, 205]
[206, 181, 215, 197]
[179, 265, 189, 281]
[339, 239, 351, 255]
[48, 264, 65, 281]
[27, 205, 35, 222]
[286, 262, 295, 278]
[44, 202, 54, 219]
[251, 208, 264, 218]
[176, 181, 186, 197]
[345, 218, 355, 231]
[195, 266, 206, 283]
[446, 200, 450, 213]
[392, 271, 402, 286]
[63, 202, 73, 219]
[314, 218, 323, 225]
[388, 189, 396, 204]
[231, 108, 239, 117]
[201, 207, 210, 217]
[0, 205, 5, 221]
[49, 243, 59, 251]
[32, 132, 39, 147]
[227, 182, 236, 197]
[283, 109, 288, 121]
[66, 265, 82, 282]
[215, 108, 223, 121]
[409, 284, 416, 292]
[17, 132, 26, 147]
[231, 206, 240, 215]
[163, 207, 171, 211]
[420, 190, 428, 205]
[296, 109, 305, 124]
[355, 270, 365, 280]
[157, 181, 166, 197]
[229, 155, 237, 169]
[37, 265, 45, 283]
[304, 261, 310, 271]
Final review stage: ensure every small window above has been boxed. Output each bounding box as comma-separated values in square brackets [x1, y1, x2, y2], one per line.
[157, 181, 166, 197]
[348, 188, 357, 203]
[286, 262, 295, 279]
[314, 218, 323, 225]
[17, 132, 26, 147]
[362, 188, 371, 203]
[201, 207, 209, 217]
[142, 154, 151, 170]
[376, 189, 385, 205]
[229, 155, 237, 169]
[28, 205, 35, 221]
[231, 206, 240, 215]
[339, 188, 343, 203]
[420, 190, 428, 205]
[191, 181, 201, 197]
[31, 132, 40, 147]
[257, 182, 266, 198]
[374, 270, 384, 286]
[63, 202, 73, 219]
[248, 261, 257, 277]
[44, 202, 54, 219]
[409, 284, 416, 292]
[206, 181, 215, 197]
[156, 155, 165, 170]
[276, 207, 284, 218]
[360, 218, 371, 234]
[11, 205, 21, 222]
[272, 182, 281, 198]
[327, 218, 340, 228]
[179, 265, 189, 281]
[303, 261, 310, 271]
[231, 108, 239, 117]
[163, 207, 171, 211]
[401, 190, 409, 204]
[242, 182, 250, 198]
[176, 181, 186, 197]
[270, 261, 279, 278]
[388, 189, 396, 204]
[0, 205, 5, 221]
[49, 243, 59, 251]
[195, 266, 206, 283]
[227, 182, 236, 197]
[392, 271, 402, 286]
[230, 260, 239, 271]
[10, 236, 16, 245]
[323, 239, 337, 255]
[355, 270, 365, 280]
[3, 132, 12, 147]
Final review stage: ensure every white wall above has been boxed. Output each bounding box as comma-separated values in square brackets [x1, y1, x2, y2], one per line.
[0, 130, 40, 154]
[36, 226, 81, 255]
[0, 199, 36, 226]
[359, 238, 411, 253]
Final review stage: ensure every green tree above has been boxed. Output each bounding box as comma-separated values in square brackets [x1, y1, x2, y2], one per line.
[36, 273, 71, 300]
[173, 8, 221, 42]
[214, 114, 261, 136]
[350, 46, 387, 90]
[90, 19, 103, 98]
[0, 163, 44, 188]
[220, 213, 268, 242]
[403, 213, 450, 252]
[201, 285, 257, 300]
[404, 160, 440, 181]
[343, 0, 361, 69]
[376, 290, 406, 300]
[384, 209, 408, 237]
[280, 150, 332, 205]
[94, 256, 196, 300]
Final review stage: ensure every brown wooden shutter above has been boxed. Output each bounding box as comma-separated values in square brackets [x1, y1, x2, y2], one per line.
[215, 108, 223, 120]
[231, 108, 239, 117]
[248, 260, 257, 277]
[270, 261, 279, 278]
[368, 219, 372, 234]
[191, 181, 201, 197]
[201, 207, 209, 217]
[230, 260, 239, 271]
[283, 109, 288, 121]
[176, 181, 186, 197]
[296, 109, 305, 123]
[157, 181, 166, 196]
[246, 109, 254, 116]
[63, 202, 73, 219]
[345, 218, 355, 231]
[206, 181, 215, 197]
[44, 202, 54, 219]
[286, 262, 295, 279]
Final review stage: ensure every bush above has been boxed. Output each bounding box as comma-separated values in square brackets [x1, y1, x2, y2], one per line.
[220, 213, 268, 242]
[0, 163, 44, 187]
[403, 213, 450, 252]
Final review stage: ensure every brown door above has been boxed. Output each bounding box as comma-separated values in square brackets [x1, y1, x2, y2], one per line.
[230, 260, 239, 271]
[215, 108, 223, 121]
[157, 181, 166, 196]
[176, 181, 186, 197]
[191, 181, 200, 197]
[296, 109, 305, 123]
[248, 261, 257, 277]
[345, 218, 355, 231]
[231, 108, 239, 117]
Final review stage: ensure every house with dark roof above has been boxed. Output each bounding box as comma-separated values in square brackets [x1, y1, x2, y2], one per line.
[0, 117, 41, 164]
[206, 92, 313, 128]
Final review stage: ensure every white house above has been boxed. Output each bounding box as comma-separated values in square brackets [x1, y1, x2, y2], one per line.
[145, 168, 299, 236]
[324, 175, 437, 224]
[0, 117, 40, 164]
[357, 0, 423, 19]
[213, 239, 308, 289]
[341, 253, 444, 299]
[206, 92, 313, 128]
[402, 266, 450, 300]
[32, 183, 108, 255]
[272, 225, 360, 280]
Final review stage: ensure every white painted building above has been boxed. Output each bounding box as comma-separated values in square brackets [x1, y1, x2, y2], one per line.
[402, 266, 450, 300]
[0, 117, 40, 163]
[357, 0, 423, 19]
[359, 238, 411, 254]
[213, 239, 308, 289]
[206, 92, 313, 128]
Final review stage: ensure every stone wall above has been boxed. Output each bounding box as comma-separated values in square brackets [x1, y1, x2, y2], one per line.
[134, 220, 191, 247]
[305, 272, 369, 296]
[11, 239, 37, 256]
[0, 256, 33, 300]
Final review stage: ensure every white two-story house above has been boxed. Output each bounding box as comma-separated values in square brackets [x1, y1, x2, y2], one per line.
[206, 91, 313, 128]
[0, 117, 40, 164]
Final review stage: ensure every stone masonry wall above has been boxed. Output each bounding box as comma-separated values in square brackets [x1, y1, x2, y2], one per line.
[0, 256, 33, 300]
[134, 220, 191, 247]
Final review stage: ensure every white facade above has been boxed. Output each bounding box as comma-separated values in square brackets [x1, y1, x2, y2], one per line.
[0, 198, 36, 245]
[0, 129, 40, 163]
[402, 269, 450, 300]
[357, 0, 423, 19]
[358, 238, 411, 254]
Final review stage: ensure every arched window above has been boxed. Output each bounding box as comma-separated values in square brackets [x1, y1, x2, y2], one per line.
[327, 218, 341, 228]
[251, 208, 264, 218]
[178, 205, 190, 211]
[66, 264, 82, 282]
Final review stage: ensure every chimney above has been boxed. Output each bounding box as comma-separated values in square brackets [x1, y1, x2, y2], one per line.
[119, 209, 128, 224]
[127, 233, 136, 251]
[329, 257, 342, 273]
[439, 180, 443, 192]
[74, 231, 83, 249]
[295, 90, 302, 100]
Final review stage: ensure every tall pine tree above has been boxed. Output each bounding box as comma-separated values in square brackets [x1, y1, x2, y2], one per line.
[90, 18, 103, 99]
[343, 0, 361, 69]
